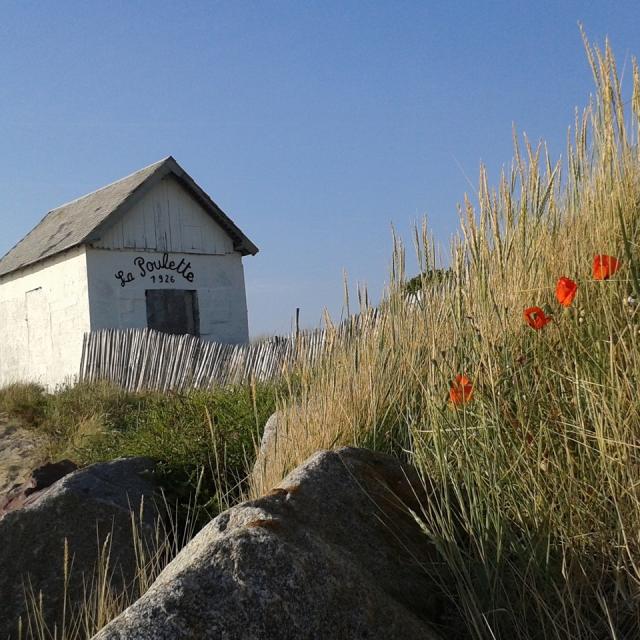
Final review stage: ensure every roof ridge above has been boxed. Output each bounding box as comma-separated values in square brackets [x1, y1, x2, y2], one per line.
[0, 155, 257, 279]
[48, 156, 171, 213]
[0, 157, 172, 268]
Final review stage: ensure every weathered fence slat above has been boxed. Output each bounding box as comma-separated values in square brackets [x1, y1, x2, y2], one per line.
[79, 309, 380, 392]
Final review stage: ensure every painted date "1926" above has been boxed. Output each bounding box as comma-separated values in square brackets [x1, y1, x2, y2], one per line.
[151, 275, 175, 284]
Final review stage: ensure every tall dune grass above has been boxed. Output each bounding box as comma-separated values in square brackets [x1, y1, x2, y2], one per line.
[254, 36, 640, 638]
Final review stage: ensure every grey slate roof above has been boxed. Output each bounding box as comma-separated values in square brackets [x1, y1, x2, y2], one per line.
[0, 156, 258, 278]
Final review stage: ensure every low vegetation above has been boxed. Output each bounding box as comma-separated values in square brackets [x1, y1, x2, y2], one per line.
[0, 380, 278, 521]
[0, 382, 279, 638]
[0, 383, 49, 426]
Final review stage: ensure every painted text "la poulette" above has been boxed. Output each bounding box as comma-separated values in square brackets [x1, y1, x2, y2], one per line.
[115, 253, 196, 287]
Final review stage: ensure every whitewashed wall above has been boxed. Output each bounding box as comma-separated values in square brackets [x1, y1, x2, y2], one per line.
[0, 247, 90, 388]
[86, 248, 249, 344]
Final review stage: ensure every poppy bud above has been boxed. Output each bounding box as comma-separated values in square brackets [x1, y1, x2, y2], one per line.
[556, 277, 578, 307]
[593, 255, 620, 280]
[449, 374, 473, 405]
[524, 306, 552, 330]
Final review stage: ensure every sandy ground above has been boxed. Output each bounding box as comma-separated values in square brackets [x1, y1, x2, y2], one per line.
[0, 415, 48, 495]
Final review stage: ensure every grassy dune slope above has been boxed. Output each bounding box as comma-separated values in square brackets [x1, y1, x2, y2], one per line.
[258, 38, 640, 638]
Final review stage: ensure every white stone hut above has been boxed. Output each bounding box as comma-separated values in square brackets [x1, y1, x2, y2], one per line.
[0, 157, 258, 388]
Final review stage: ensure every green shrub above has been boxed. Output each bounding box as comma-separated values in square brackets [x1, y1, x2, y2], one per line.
[73, 383, 278, 521]
[0, 380, 279, 524]
[0, 382, 48, 425]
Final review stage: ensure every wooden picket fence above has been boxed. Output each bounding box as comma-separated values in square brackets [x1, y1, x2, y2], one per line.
[79, 310, 379, 392]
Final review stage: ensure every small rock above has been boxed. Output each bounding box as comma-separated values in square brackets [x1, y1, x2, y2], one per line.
[0, 459, 77, 516]
[251, 411, 292, 495]
[259, 410, 280, 456]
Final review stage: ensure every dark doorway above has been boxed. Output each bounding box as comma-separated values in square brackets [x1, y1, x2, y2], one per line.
[145, 289, 199, 336]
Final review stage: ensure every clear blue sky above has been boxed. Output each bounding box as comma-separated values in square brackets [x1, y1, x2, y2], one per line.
[0, 2, 638, 336]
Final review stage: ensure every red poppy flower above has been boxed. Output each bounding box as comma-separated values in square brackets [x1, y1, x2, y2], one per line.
[593, 255, 620, 280]
[523, 306, 552, 330]
[556, 277, 578, 307]
[449, 374, 473, 405]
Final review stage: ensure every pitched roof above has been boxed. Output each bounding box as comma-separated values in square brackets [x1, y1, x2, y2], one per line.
[0, 156, 258, 278]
